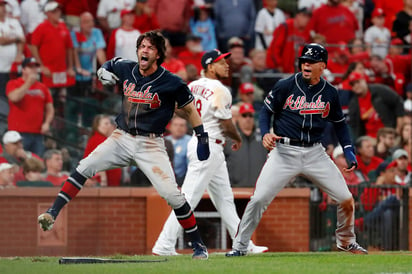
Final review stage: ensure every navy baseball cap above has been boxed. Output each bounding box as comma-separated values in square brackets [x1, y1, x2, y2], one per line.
[22, 57, 40, 67]
[201, 49, 231, 69]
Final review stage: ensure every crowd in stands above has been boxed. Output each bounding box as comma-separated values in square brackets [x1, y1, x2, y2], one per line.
[0, 0, 411, 248]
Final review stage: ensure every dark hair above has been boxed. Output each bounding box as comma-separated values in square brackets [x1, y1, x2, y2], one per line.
[136, 30, 166, 66]
[341, 61, 362, 81]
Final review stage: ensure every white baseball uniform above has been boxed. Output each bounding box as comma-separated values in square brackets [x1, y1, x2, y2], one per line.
[153, 77, 241, 251]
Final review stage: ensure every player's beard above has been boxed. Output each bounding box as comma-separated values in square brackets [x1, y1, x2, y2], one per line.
[302, 74, 311, 84]
[215, 70, 229, 81]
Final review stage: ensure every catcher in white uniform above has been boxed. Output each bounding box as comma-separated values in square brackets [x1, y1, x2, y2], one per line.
[152, 49, 269, 255]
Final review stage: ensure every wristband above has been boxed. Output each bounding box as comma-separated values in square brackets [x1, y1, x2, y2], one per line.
[193, 125, 204, 135]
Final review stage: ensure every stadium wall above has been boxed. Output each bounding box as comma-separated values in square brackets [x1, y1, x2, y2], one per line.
[0, 187, 409, 256]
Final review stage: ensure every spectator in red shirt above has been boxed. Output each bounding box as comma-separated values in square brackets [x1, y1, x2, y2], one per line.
[30, 1, 75, 117]
[355, 135, 384, 180]
[327, 41, 351, 84]
[368, 54, 405, 97]
[266, 7, 312, 73]
[6, 57, 54, 157]
[83, 114, 122, 186]
[177, 34, 204, 78]
[347, 38, 370, 65]
[43, 149, 69, 186]
[376, 0, 404, 32]
[347, 71, 405, 139]
[55, 0, 90, 29]
[162, 38, 187, 81]
[147, 0, 192, 50]
[133, 0, 160, 33]
[308, 0, 358, 53]
[385, 38, 412, 88]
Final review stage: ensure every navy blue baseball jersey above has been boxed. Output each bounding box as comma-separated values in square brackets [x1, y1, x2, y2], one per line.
[263, 72, 345, 144]
[102, 57, 194, 134]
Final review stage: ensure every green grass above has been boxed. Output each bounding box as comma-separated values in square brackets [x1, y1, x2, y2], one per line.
[1, 252, 412, 274]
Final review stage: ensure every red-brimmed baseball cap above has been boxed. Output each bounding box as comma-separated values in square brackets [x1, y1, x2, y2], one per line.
[372, 8, 385, 18]
[348, 72, 366, 85]
[239, 82, 254, 94]
[201, 49, 231, 69]
[390, 38, 403, 46]
[239, 103, 255, 114]
[120, 9, 134, 17]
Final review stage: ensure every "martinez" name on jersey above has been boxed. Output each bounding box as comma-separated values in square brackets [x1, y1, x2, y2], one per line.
[190, 85, 214, 100]
[283, 95, 330, 118]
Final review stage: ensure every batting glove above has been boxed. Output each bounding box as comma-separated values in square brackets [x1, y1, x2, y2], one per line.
[196, 132, 210, 161]
[343, 146, 358, 169]
[97, 68, 119, 85]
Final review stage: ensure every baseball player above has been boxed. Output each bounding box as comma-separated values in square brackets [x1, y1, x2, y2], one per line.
[226, 43, 368, 256]
[37, 30, 210, 260]
[152, 49, 268, 256]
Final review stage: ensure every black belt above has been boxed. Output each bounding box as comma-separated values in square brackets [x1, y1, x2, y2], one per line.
[120, 128, 163, 138]
[277, 138, 318, 147]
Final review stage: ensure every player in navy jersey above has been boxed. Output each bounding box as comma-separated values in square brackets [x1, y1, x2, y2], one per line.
[38, 30, 210, 259]
[226, 43, 368, 256]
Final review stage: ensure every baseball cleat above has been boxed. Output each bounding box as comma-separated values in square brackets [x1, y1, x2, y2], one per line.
[192, 242, 208, 260]
[247, 240, 269, 254]
[337, 242, 368, 254]
[38, 212, 55, 231]
[152, 246, 181, 256]
[225, 249, 247, 257]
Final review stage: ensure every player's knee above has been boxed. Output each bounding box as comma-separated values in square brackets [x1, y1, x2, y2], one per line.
[162, 192, 186, 209]
[339, 197, 354, 211]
